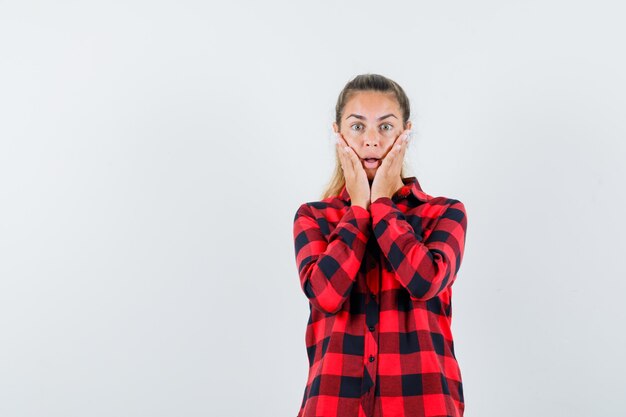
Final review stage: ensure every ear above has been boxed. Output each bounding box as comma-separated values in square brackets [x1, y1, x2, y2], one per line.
[405, 120, 413, 131]
[332, 122, 339, 134]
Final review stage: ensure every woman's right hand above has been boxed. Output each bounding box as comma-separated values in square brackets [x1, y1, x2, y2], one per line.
[335, 132, 371, 210]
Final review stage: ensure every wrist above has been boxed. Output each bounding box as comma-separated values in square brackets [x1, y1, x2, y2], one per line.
[371, 195, 390, 204]
[351, 200, 370, 210]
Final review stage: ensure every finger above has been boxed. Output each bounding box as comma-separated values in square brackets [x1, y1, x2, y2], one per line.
[390, 129, 408, 147]
[382, 131, 407, 166]
[336, 141, 350, 173]
[397, 131, 408, 154]
[402, 129, 412, 145]
[401, 132, 409, 154]
[382, 132, 408, 169]
[338, 145, 356, 178]
[398, 129, 411, 146]
[394, 135, 408, 163]
[335, 133, 360, 174]
[344, 145, 362, 173]
[387, 137, 403, 162]
[393, 133, 409, 171]
[394, 130, 410, 155]
[334, 133, 347, 162]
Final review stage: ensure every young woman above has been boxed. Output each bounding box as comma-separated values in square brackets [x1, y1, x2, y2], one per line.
[292, 74, 468, 417]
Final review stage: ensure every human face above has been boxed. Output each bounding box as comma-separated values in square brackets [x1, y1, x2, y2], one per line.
[333, 91, 412, 180]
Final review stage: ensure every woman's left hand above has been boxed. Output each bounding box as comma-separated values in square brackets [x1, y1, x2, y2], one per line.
[370, 129, 411, 203]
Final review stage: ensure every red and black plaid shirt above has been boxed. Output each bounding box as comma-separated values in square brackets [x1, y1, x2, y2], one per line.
[292, 176, 468, 417]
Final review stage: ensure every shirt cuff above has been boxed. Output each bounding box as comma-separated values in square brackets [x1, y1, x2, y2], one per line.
[370, 196, 402, 225]
[350, 203, 370, 219]
[342, 204, 372, 235]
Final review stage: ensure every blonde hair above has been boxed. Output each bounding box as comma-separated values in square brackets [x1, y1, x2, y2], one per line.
[320, 73, 413, 200]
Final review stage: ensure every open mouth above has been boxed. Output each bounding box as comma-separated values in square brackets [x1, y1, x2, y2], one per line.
[362, 158, 380, 169]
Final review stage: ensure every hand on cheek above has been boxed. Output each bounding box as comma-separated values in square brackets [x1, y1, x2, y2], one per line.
[334, 132, 372, 209]
[370, 129, 411, 202]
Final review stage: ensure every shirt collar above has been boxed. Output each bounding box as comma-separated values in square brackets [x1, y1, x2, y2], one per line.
[338, 176, 429, 203]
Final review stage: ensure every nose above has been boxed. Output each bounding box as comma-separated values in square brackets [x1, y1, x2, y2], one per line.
[363, 130, 381, 148]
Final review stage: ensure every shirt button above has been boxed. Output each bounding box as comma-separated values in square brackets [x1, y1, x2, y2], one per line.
[370, 294, 376, 300]
[369, 355, 375, 362]
[369, 326, 375, 331]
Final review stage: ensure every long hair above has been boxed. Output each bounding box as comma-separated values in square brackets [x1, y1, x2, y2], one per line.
[320, 73, 413, 200]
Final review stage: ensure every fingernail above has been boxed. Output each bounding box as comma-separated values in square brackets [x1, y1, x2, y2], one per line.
[344, 146, 350, 153]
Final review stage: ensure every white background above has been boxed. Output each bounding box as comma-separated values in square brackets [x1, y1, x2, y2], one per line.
[1, 1, 625, 416]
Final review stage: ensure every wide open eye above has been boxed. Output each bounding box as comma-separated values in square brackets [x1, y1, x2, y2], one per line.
[350, 123, 363, 132]
[381, 123, 393, 131]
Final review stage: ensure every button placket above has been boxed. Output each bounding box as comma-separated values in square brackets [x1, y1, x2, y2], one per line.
[363, 263, 380, 391]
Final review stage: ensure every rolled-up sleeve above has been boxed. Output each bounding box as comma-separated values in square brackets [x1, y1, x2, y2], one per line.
[293, 203, 371, 314]
[370, 197, 467, 301]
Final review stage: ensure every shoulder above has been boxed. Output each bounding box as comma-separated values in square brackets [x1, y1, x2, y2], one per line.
[294, 196, 348, 220]
[425, 195, 466, 209]
[410, 192, 467, 221]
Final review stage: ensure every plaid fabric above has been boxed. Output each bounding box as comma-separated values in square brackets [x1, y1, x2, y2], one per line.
[293, 176, 467, 417]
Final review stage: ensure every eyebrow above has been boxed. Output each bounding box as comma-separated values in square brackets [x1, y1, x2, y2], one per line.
[346, 113, 398, 121]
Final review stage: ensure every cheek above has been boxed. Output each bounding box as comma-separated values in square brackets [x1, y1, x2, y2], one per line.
[382, 132, 399, 145]
[381, 140, 396, 153]
[343, 132, 360, 145]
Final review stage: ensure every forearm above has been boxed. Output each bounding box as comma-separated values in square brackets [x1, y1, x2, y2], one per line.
[294, 204, 372, 314]
[370, 197, 467, 301]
